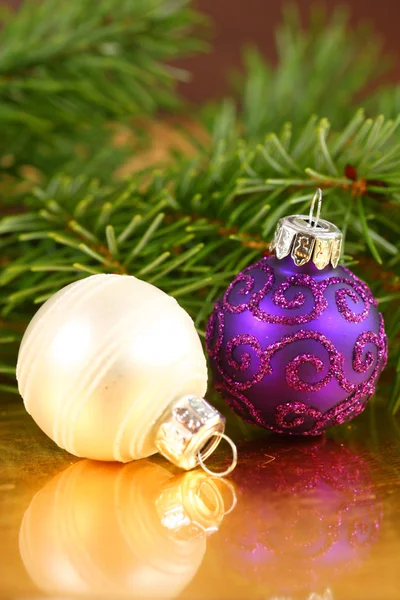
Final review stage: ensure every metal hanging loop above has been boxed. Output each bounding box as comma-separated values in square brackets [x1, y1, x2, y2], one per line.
[197, 476, 237, 516]
[218, 479, 237, 515]
[197, 432, 238, 478]
[309, 188, 323, 229]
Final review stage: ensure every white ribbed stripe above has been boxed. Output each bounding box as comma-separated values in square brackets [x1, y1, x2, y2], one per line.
[55, 296, 167, 452]
[127, 362, 207, 459]
[19, 275, 119, 409]
[113, 358, 207, 462]
[18, 275, 109, 387]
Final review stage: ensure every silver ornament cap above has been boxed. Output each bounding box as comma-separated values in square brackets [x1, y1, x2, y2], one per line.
[270, 189, 343, 270]
[154, 395, 237, 477]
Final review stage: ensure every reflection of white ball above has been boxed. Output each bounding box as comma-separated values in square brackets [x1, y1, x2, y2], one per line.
[20, 460, 207, 599]
[17, 274, 207, 462]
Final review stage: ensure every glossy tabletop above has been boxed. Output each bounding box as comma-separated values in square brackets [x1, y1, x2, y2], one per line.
[1, 398, 400, 600]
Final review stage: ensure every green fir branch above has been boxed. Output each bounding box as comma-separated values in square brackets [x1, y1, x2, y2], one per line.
[0, 0, 206, 191]
[237, 5, 389, 137]
[0, 3, 400, 413]
[1, 111, 400, 371]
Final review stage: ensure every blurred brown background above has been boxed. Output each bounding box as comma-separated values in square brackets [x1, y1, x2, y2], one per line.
[175, 0, 400, 102]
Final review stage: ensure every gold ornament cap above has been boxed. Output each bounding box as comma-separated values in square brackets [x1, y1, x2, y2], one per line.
[270, 189, 342, 270]
[154, 395, 237, 477]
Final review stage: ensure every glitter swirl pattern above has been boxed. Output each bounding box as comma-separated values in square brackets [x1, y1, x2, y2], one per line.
[223, 257, 377, 325]
[207, 256, 388, 435]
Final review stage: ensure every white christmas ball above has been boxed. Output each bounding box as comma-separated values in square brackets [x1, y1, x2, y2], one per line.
[17, 274, 208, 462]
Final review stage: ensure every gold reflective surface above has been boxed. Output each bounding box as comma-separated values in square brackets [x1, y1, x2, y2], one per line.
[1, 398, 400, 600]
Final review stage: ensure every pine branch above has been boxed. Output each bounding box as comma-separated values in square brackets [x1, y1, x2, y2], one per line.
[1, 4, 400, 412]
[1, 110, 400, 392]
[234, 5, 389, 137]
[0, 0, 206, 191]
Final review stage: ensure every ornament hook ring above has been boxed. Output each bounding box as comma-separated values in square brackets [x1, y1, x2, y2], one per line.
[309, 188, 323, 228]
[197, 432, 238, 478]
[218, 479, 237, 515]
[198, 477, 237, 515]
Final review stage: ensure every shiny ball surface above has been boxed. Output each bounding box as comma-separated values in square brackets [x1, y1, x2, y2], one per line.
[17, 274, 207, 461]
[206, 255, 387, 435]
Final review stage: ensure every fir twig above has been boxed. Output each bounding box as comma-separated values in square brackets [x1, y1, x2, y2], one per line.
[1, 3, 400, 413]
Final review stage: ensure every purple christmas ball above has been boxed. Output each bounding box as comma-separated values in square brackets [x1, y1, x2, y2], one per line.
[206, 254, 388, 435]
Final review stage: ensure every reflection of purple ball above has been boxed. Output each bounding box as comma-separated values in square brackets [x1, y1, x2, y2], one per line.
[206, 255, 388, 434]
[210, 438, 381, 596]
